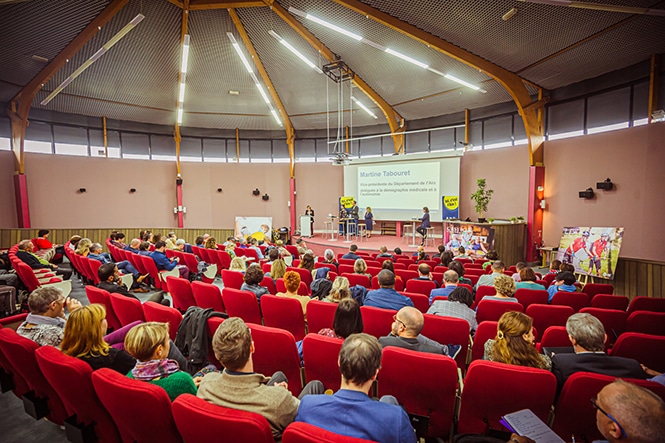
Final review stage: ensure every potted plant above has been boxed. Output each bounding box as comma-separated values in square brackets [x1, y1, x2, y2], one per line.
[470, 178, 493, 223]
[517, 216, 525, 223]
[510, 217, 517, 224]
[488, 217, 495, 224]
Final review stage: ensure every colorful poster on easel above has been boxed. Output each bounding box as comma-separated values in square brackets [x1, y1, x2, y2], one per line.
[442, 195, 459, 219]
[443, 222, 495, 259]
[555, 227, 624, 280]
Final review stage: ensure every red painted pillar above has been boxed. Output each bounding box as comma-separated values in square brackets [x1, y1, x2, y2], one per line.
[176, 177, 184, 228]
[527, 166, 545, 262]
[14, 174, 30, 228]
[290, 178, 296, 236]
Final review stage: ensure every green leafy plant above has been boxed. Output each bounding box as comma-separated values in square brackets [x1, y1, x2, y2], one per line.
[517, 216, 525, 222]
[510, 217, 517, 223]
[470, 178, 494, 218]
[488, 217, 495, 223]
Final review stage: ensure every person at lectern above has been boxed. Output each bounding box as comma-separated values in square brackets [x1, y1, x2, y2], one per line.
[416, 207, 431, 246]
[305, 205, 315, 236]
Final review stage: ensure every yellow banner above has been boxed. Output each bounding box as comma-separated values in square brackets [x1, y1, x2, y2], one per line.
[340, 196, 355, 208]
[444, 195, 459, 210]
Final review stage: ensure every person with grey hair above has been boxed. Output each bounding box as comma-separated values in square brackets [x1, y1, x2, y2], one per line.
[88, 242, 147, 290]
[593, 379, 665, 443]
[551, 313, 647, 393]
[427, 270, 460, 304]
[16, 239, 72, 280]
[126, 238, 142, 254]
[16, 286, 82, 347]
[323, 248, 337, 266]
[474, 260, 505, 289]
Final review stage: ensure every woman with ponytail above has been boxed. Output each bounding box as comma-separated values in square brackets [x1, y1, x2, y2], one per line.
[483, 311, 551, 370]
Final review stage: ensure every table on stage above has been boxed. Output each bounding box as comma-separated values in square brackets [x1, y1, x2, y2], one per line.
[338, 218, 356, 243]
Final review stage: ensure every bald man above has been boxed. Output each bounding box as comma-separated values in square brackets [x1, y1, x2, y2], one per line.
[594, 380, 665, 443]
[379, 306, 460, 358]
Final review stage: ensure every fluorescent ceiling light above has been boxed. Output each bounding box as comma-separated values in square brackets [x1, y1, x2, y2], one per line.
[178, 83, 186, 103]
[227, 32, 253, 74]
[385, 48, 428, 69]
[41, 13, 144, 106]
[351, 96, 378, 119]
[444, 74, 483, 91]
[268, 30, 323, 74]
[256, 84, 270, 104]
[180, 34, 190, 74]
[271, 109, 283, 126]
[177, 107, 183, 125]
[289, 7, 362, 41]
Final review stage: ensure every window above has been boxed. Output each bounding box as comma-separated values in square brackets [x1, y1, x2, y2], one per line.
[273, 139, 289, 162]
[587, 88, 630, 131]
[251, 139, 272, 163]
[483, 115, 513, 146]
[587, 122, 629, 135]
[430, 127, 457, 152]
[203, 139, 227, 162]
[55, 143, 88, 156]
[547, 100, 584, 136]
[547, 130, 585, 141]
[406, 131, 428, 154]
[121, 133, 149, 157]
[295, 139, 315, 163]
[237, 140, 249, 163]
[90, 147, 121, 158]
[24, 140, 53, 154]
[359, 137, 382, 157]
[0, 138, 10, 151]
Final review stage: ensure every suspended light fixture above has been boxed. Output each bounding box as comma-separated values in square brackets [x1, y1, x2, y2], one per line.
[176, 34, 190, 125]
[384, 48, 428, 69]
[289, 7, 363, 41]
[351, 96, 377, 119]
[268, 30, 323, 74]
[41, 13, 145, 106]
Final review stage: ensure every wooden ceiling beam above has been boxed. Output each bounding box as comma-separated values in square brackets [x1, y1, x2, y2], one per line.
[228, 8, 296, 176]
[190, 0, 265, 9]
[333, 0, 544, 165]
[264, 0, 405, 154]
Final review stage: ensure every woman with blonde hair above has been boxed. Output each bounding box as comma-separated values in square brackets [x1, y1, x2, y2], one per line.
[75, 238, 92, 256]
[229, 257, 246, 273]
[481, 274, 519, 303]
[276, 271, 311, 315]
[353, 258, 370, 277]
[483, 311, 551, 370]
[124, 322, 198, 401]
[225, 241, 237, 260]
[271, 258, 287, 281]
[325, 276, 351, 303]
[60, 304, 136, 374]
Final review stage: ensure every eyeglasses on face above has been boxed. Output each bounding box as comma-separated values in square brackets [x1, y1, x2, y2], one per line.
[392, 314, 406, 329]
[590, 397, 627, 438]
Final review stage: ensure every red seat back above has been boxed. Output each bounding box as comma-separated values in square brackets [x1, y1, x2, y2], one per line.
[579, 307, 627, 342]
[551, 291, 589, 312]
[0, 328, 68, 424]
[422, 314, 470, 369]
[92, 368, 182, 443]
[526, 304, 574, 337]
[539, 326, 571, 348]
[166, 276, 196, 313]
[191, 281, 225, 312]
[471, 321, 498, 361]
[360, 306, 397, 339]
[405, 279, 437, 297]
[215, 250, 232, 271]
[283, 422, 376, 443]
[35, 346, 122, 443]
[275, 279, 310, 296]
[306, 300, 338, 333]
[139, 255, 164, 290]
[371, 275, 404, 291]
[473, 286, 496, 308]
[590, 294, 629, 311]
[342, 273, 371, 289]
[379, 347, 458, 438]
[476, 300, 523, 324]
[395, 269, 418, 281]
[610, 332, 665, 373]
[142, 302, 183, 341]
[287, 267, 313, 287]
[109, 293, 146, 326]
[260, 295, 306, 341]
[173, 394, 272, 443]
[87, 258, 103, 285]
[302, 334, 344, 392]
[222, 288, 262, 324]
[221, 270, 244, 290]
[398, 291, 429, 313]
[458, 360, 557, 434]
[248, 323, 303, 396]
[260, 276, 277, 295]
[85, 286, 122, 331]
[582, 283, 613, 298]
[514, 288, 549, 310]
[543, 273, 556, 285]
[627, 296, 665, 314]
[180, 252, 200, 274]
[0, 314, 30, 398]
[626, 311, 665, 336]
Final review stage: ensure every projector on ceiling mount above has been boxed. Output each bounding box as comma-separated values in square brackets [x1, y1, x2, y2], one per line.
[330, 153, 350, 166]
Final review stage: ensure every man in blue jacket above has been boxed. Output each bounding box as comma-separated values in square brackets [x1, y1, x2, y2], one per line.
[364, 270, 414, 310]
[151, 240, 189, 280]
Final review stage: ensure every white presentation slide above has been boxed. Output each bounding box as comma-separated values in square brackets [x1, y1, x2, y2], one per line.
[358, 162, 441, 210]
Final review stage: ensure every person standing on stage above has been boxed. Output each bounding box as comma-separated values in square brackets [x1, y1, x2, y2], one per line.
[305, 205, 315, 237]
[364, 207, 374, 238]
[415, 207, 430, 246]
[349, 200, 360, 235]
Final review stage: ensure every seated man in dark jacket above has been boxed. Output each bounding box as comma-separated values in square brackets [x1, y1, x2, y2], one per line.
[16, 240, 71, 280]
[150, 241, 190, 280]
[97, 263, 169, 306]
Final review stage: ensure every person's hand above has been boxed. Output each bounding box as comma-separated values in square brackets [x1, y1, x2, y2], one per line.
[508, 434, 535, 443]
[193, 376, 203, 387]
[51, 264, 59, 269]
[174, 257, 179, 262]
[642, 364, 661, 377]
[66, 298, 82, 312]
[274, 381, 288, 390]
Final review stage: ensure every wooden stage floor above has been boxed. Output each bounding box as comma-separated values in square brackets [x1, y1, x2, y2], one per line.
[294, 232, 440, 258]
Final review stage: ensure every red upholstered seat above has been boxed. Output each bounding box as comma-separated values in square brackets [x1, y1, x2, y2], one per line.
[552, 372, 665, 442]
[260, 295, 306, 341]
[142, 302, 183, 341]
[582, 283, 614, 298]
[627, 296, 665, 314]
[247, 323, 303, 396]
[342, 273, 371, 289]
[166, 276, 196, 313]
[302, 333, 344, 392]
[422, 314, 470, 370]
[378, 347, 458, 438]
[538, 326, 571, 349]
[579, 307, 627, 343]
[214, 250, 232, 272]
[405, 279, 437, 297]
[85, 286, 122, 331]
[610, 332, 665, 372]
[626, 311, 665, 336]
[92, 368, 182, 443]
[283, 422, 376, 443]
[191, 281, 225, 312]
[371, 275, 404, 291]
[260, 276, 277, 295]
[173, 394, 273, 443]
[398, 291, 429, 313]
[109, 292, 145, 326]
[138, 254, 166, 290]
[457, 360, 557, 434]
[473, 285, 496, 308]
[221, 270, 244, 290]
[276, 279, 310, 296]
[35, 346, 122, 443]
[222, 287, 262, 324]
[0, 328, 68, 425]
[471, 321, 498, 361]
[526, 304, 574, 337]
[589, 294, 629, 311]
[395, 269, 418, 281]
[287, 267, 313, 287]
[476, 300, 523, 324]
[306, 300, 338, 333]
[87, 258, 103, 285]
[514, 288, 549, 310]
[360, 306, 396, 339]
[551, 291, 589, 312]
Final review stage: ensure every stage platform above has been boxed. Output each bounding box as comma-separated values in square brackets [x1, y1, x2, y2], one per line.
[294, 232, 439, 258]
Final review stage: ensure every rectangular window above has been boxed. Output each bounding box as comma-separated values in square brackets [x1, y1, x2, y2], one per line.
[430, 127, 456, 151]
[0, 138, 10, 151]
[483, 141, 513, 150]
[203, 139, 227, 161]
[587, 122, 630, 135]
[547, 100, 584, 136]
[24, 140, 53, 154]
[547, 130, 585, 141]
[405, 131, 429, 154]
[53, 125, 88, 145]
[295, 139, 315, 162]
[121, 133, 150, 156]
[122, 153, 150, 160]
[55, 143, 88, 156]
[273, 139, 289, 162]
[315, 139, 330, 160]
[180, 137, 202, 161]
[238, 140, 249, 163]
[151, 155, 177, 162]
[90, 146, 121, 158]
[251, 139, 272, 163]
[470, 121, 483, 148]
[150, 134, 176, 158]
[359, 137, 382, 157]
[587, 87, 630, 130]
[483, 115, 513, 145]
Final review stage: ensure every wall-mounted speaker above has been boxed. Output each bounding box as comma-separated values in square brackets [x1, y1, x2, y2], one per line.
[78, 188, 87, 193]
[130, 188, 136, 193]
[217, 188, 223, 193]
[253, 188, 261, 196]
[262, 194, 270, 201]
[579, 188, 594, 199]
[596, 178, 613, 190]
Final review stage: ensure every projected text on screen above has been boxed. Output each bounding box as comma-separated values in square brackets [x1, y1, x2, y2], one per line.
[358, 162, 440, 210]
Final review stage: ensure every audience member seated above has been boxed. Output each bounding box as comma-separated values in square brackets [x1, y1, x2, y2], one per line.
[76, 238, 92, 256]
[547, 259, 561, 275]
[229, 257, 246, 273]
[413, 246, 428, 262]
[456, 246, 470, 259]
[271, 258, 287, 281]
[68, 235, 82, 251]
[17, 286, 82, 347]
[318, 299, 364, 339]
[515, 268, 546, 291]
[295, 238, 308, 257]
[427, 286, 477, 333]
[483, 311, 551, 370]
[432, 244, 445, 260]
[642, 366, 665, 387]
[299, 252, 316, 277]
[175, 238, 193, 254]
[151, 240, 190, 280]
[481, 274, 519, 303]
[111, 232, 127, 249]
[225, 242, 238, 260]
[126, 238, 141, 253]
[475, 260, 505, 289]
[125, 322, 198, 401]
[277, 271, 311, 315]
[414, 263, 439, 287]
[440, 250, 454, 267]
[222, 236, 236, 248]
[295, 333, 417, 443]
[342, 244, 361, 261]
[248, 237, 264, 259]
[381, 261, 403, 288]
[511, 262, 527, 282]
[448, 260, 472, 286]
[428, 270, 459, 304]
[60, 304, 136, 374]
[322, 248, 338, 268]
[89, 243, 147, 290]
[266, 248, 279, 264]
[379, 306, 458, 358]
[353, 258, 371, 278]
[194, 236, 205, 247]
[198, 318, 324, 439]
[377, 245, 394, 259]
[137, 241, 152, 256]
[311, 271, 333, 301]
[594, 380, 665, 443]
[324, 276, 351, 303]
[393, 247, 403, 256]
[482, 250, 499, 270]
[34, 229, 59, 261]
[274, 240, 291, 260]
[16, 239, 72, 280]
[240, 264, 269, 302]
[98, 263, 169, 305]
[364, 270, 414, 310]
[552, 313, 647, 392]
[205, 237, 219, 249]
[165, 232, 178, 250]
[547, 271, 578, 302]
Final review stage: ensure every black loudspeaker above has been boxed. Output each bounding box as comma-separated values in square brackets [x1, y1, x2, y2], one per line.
[596, 178, 613, 190]
[579, 188, 594, 199]
[129, 188, 136, 193]
[78, 188, 86, 193]
[262, 194, 270, 201]
[176, 177, 183, 186]
[252, 188, 260, 196]
[217, 188, 223, 193]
